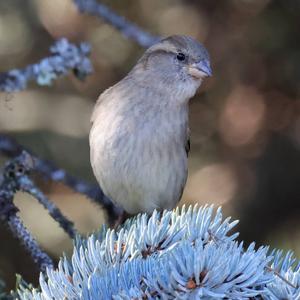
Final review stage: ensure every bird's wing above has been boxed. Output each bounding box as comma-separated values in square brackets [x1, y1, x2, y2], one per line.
[185, 137, 190, 157]
[185, 129, 190, 157]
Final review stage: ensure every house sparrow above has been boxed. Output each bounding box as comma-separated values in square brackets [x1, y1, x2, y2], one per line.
[90, 35, 212, 216]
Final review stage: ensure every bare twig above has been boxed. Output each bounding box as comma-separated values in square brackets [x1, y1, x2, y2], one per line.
[1, 151, 76, 237]
[6, 215, 54, 272]
[0, 152, 54, 272]
[19, 174, 77, 239]
[265, 265, 297, 289]
[73, 0, 160, 48]
[0, 39, 92, 92]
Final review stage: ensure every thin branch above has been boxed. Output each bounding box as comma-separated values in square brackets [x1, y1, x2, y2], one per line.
[18, 174, 77, 239]
[73, 0, 160, 48]
[6, 215, 54, 272]
[1, 151, 76, 236]
[0, 153, 54, 272]
[0, 134, 122, 225]
[265, 265, 297, 289]
[0, 39, 92, 92]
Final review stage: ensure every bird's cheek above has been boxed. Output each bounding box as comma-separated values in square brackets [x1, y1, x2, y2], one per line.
[183, 79, 202, 99]
[186, 70, 203, 87]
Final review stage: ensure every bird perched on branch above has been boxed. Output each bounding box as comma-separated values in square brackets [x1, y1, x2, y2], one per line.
[90, 35, 212, 220]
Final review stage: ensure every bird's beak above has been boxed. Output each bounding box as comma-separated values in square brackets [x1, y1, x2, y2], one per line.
[188, 59, 212, 79]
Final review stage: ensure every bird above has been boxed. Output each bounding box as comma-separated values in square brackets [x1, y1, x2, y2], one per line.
[89, 35, 212, 219]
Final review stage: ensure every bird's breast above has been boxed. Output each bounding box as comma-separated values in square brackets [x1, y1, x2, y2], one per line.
[90, 92, 189, 213]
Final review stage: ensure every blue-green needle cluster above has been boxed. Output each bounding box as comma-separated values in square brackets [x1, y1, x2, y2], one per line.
[18, 205, 300, 299]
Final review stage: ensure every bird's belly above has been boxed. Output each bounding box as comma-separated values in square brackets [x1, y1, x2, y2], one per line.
[90, 122, 187, 214]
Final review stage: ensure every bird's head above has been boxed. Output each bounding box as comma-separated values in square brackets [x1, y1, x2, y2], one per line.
[131, 35, 212, 101]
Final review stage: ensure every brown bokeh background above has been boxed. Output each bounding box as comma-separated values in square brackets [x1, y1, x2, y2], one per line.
[0, 0, 299, 290]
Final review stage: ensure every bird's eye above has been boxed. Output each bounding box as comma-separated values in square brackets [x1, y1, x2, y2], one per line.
[176, 52, 186, 61]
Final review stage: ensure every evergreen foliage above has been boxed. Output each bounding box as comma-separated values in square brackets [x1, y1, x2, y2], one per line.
[17, 206, 300, 300]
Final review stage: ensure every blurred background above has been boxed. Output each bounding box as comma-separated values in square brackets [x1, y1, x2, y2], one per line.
[0, 0, 299, 290]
